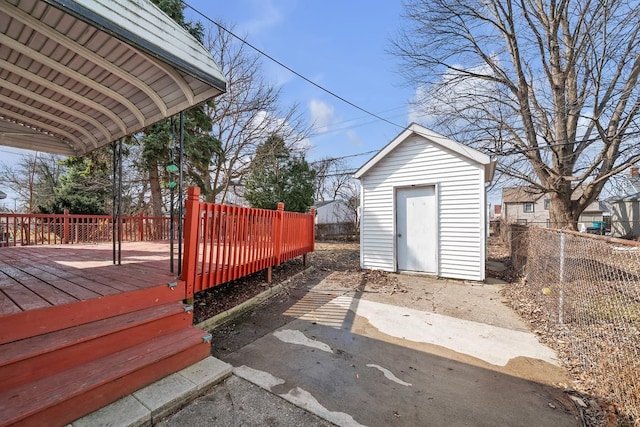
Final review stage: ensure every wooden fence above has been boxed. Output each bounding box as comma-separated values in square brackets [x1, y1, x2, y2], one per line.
[181, 186, 315, 300]
[0, 211, 174, 246]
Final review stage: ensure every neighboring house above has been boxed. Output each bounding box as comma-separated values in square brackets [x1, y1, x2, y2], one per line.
[314, 200, 357, 239]
[609, 166, 640, 237]
[502, 186, 605, 227]
[314, 200, 356, 224]
[354, 123, 496, 282]
[492, 204, 502, 219]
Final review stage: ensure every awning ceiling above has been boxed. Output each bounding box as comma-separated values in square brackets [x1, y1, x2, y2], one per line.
[0, 0, 226, 157]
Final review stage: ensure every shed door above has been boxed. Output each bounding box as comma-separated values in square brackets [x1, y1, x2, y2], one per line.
[396, 186, 437, 273]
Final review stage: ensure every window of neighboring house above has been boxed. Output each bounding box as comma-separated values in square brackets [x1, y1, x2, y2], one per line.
[544, 199, 550, 210]
[523, 202, 534, 213]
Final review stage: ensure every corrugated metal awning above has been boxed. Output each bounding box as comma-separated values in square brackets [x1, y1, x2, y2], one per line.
[0, 0, 226, 156]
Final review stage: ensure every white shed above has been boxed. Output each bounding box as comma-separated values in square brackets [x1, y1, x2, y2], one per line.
[354, 123, 496, 281]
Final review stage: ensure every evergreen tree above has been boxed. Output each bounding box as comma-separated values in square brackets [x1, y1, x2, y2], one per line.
[37, 152, 111, 215]
[244, 135, 315, 212]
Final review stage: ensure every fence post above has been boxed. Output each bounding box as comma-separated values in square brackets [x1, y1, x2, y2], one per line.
[309, 207, 315, 252]
[559, 232, 565, 324]
[303, 207, 315, 266]
[138, 212, 144, 241]
[63, 209, 69, 245]
[274, 202, 284, 265]
[181, 186, 201, 301]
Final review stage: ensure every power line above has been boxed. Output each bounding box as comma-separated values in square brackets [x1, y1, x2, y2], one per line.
[309, 150, 378, 165]
[182, 1, 406, 132]
[184, 1, 640, 163]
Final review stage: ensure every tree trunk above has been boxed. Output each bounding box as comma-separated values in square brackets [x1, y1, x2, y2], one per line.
[148, 162, 163, 238]
[549, 193, 578, 230]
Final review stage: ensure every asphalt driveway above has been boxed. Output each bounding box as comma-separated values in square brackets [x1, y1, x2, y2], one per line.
[163, 272, 579, 426]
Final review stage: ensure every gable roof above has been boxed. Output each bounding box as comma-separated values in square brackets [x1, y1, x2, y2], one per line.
[353, 123, 495, 182]
[503, 185, 606, 213]
[502, 187, 545, 203]
[0, 0, 226, 156]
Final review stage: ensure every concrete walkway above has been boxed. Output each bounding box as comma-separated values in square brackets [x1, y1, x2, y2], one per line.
[163, 273, 579, 426]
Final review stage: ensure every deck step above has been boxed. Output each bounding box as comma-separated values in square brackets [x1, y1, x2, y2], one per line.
[0, 302, 193, 392]
[0, 326, 210, 427]
[0, 281, 187, 345]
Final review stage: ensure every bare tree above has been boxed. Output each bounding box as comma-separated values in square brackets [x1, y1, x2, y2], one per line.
[312, 157, 356, 202]
[0, 153, 63, 212]
[393, 0, 640, 228]
[199, 24, 312, 204]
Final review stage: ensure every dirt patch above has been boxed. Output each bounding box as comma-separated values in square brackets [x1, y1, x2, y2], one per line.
[193, 242, 369, 323]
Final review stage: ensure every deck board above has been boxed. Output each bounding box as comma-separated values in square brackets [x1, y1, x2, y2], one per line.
[0, 272, 51, 312]
[0, 242, 179, 317]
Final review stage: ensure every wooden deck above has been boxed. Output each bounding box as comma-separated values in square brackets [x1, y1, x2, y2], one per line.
[0, 242, 212, 427]
[0, 241, 178, 316]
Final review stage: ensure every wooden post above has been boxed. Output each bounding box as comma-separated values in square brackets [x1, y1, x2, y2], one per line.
[63, 209, 69, 245]
[181, 186, 201, 301]
[309, 207, 315, 253]
[274, 202, 284, 265]
[138, 212, 144, 241]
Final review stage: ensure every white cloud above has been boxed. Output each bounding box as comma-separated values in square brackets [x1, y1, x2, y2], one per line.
[238, 0, 285, 37]
[309, 99, 335, 134]
[249, 110, 312, 153]
[408, 62, 499, 129]
[346, 130, 363, 147]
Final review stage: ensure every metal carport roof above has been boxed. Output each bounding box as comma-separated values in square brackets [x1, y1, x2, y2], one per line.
[0, 0, 226, 157]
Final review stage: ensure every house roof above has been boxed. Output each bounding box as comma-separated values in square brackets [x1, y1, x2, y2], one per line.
[314, 200, 336, 209]
[0, 0, 226, 156]
[609, 192, 640, 202]
[0, 190, 6, 200]
[353, 123, 496, 182]
[502, 187, 545, 203]
[503, 185, 606, 213]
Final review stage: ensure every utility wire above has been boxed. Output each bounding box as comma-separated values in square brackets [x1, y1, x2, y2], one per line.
[183, 1, 640, 161]
[183, 1, 405, 132]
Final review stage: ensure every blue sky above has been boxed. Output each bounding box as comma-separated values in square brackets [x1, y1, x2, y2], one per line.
[183, 0, 415, 166]
[0, 1, 504, 208]
[0, 0, 417, 208]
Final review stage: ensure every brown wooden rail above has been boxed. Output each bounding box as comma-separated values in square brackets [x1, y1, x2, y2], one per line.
[181, 186, 315, 300]
[0, 211, 175, 246]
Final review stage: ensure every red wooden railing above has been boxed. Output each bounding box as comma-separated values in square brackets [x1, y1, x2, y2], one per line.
[181, 186, 315, 299]
[0, 211, 175, 246]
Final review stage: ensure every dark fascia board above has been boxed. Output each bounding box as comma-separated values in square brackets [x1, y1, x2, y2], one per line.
[45, 0, 226, 92]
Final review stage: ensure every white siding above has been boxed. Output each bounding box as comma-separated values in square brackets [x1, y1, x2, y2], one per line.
[360, 136, 485, 281]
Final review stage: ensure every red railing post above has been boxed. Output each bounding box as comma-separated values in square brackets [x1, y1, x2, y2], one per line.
[309, 207, 315, 252]
[181, 186, 201, 300]
[138, 212, 144, 241]
[274, 202, 284, 265]
[63, 209, 69, 245]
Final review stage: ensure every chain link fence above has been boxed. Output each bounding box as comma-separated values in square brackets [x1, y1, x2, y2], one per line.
[507, 225, 640, 424]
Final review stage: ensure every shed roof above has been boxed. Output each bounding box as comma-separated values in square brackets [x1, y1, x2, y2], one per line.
[0, 0, 226, 156]
[354, 123, 495, 182]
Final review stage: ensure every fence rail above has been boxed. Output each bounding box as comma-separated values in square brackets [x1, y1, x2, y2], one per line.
[0, 211, 175, 246]
[506, 225, 640, 423]
[181, 186, 315, 300]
